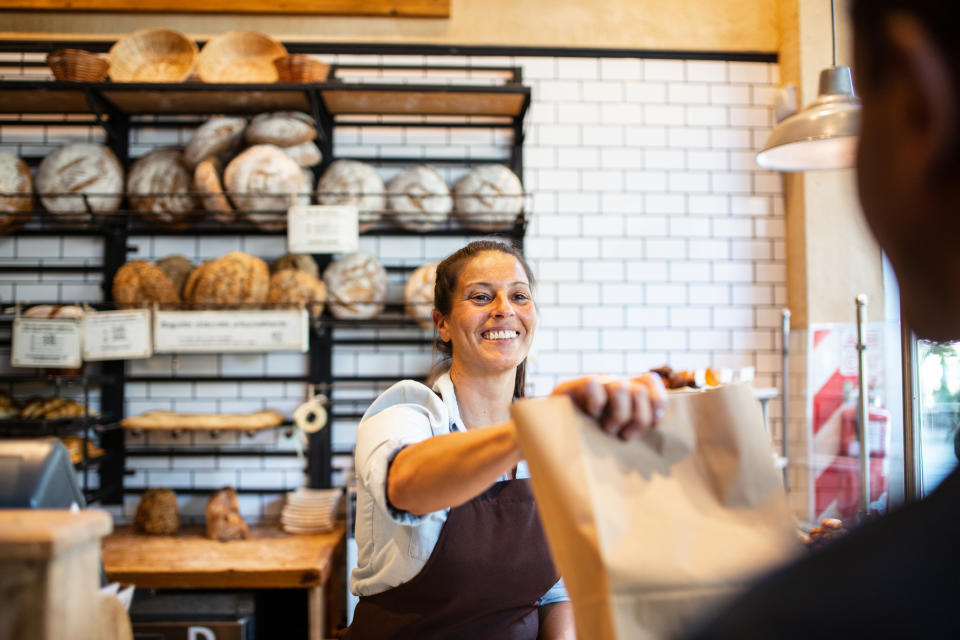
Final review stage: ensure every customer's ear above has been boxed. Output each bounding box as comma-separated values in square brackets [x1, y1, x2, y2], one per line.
[884, 13, 957, 177]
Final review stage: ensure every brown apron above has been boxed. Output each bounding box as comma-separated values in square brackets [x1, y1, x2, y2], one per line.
[345, 478, 560, 640]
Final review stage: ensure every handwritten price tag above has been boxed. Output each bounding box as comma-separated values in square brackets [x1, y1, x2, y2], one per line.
[12, 318, 82, 368]
[82, 309, 152, 360]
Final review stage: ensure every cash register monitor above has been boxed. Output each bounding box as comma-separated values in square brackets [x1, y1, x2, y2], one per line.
[0, 438, 87, 509]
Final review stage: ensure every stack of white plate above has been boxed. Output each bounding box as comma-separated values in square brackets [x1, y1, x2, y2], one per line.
[282, 487, 342, 534]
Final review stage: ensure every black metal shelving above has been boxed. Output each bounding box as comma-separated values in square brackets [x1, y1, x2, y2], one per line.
[0, 38, 529, 503]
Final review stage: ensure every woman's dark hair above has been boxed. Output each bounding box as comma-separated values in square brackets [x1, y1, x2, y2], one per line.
[431, 240, 536, 399]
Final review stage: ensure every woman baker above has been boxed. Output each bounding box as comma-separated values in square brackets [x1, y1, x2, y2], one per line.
[347, 240, 665, 639]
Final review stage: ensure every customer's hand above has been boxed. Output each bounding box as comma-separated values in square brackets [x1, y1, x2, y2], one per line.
[551, 373, 666, 440]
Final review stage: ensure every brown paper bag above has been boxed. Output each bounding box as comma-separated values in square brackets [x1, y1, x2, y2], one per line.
[511, 383, 801, 640]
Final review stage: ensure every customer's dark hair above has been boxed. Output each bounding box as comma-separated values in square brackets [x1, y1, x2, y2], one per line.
[432, 239, 536, 399]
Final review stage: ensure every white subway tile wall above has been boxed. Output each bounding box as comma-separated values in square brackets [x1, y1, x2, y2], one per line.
[1, 52, 785, 523]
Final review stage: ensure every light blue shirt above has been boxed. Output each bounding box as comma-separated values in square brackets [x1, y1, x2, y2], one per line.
[351, 371, 568, 607]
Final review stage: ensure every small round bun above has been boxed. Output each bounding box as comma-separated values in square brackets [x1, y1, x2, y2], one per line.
[113, 260, 181, 309]
[405, 262, 438, 330]
[127, 147, 199, 230]
[245, 111, 316, 147]
[386, 165, 452, 232]
[154, 254, 194, 297]
[267, 269, 326, 317]
[183, 116, 246, 168]
[0, 151, 33, 233]
[316, 159, 385, 232]
[322, 251, 388, 320]
[281, 140, 322, 167]
[224, 144, 305, 231]
[36, 143, 123, 219]
[271, 253, 319, 279]
[453, 164, 523, 231]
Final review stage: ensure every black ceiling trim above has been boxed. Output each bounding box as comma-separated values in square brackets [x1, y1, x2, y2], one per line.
[0, 38, 777, 63]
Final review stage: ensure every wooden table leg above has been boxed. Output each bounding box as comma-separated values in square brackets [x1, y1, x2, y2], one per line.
[308, 584, 325, 640]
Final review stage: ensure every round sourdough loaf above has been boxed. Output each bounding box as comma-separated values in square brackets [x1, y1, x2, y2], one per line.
[127, 147, 199, 230]
[223, 144, 305, 231]
[0, 151, 33, 233]
[316, 159, 385, 232]
[36, 142, 123, 220]
[186, 251, 270, 308]
[183, 116, 246, 168]
[112, 260, 181, 309]
[193, 157, 236, 223]
[245, 111, 316, 147]
[322, 251, 388, 320]
[453, 164, 523, 231]
[267, 269, 326, 317]
[404, 262, 438, 329]
[386, 165, 452, 232]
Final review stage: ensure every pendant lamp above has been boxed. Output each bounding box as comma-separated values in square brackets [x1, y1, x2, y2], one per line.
[756, 0, 861, 171]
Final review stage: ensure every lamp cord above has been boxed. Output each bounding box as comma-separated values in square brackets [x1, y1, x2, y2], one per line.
[831, 0, 838, 67]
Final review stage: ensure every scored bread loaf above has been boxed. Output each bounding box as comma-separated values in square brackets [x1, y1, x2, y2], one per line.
[35, 143, 123, 220]
[134, 488, 180, 535]
[205, 487, 248, 542]
[224, 144, 305, 231]
[183, 116, 247, 168]
[127, 147, 200, 230]
[154, 254, 194, 297]
[386, 165, 452, 232]
[453, 164, 524, 231]
[316, 159, 385, 232]
[405, 262, 438, 330]
[0, 151, 33, 234]
[194, 157, 236, 224]
[244, 111, 316, 147]
[267, 269, 326, 317]
[186, 251, 270, 307]
[270, 253, 319, 278]
[112, 260, 181, 309]
[322, 251, 388, 320]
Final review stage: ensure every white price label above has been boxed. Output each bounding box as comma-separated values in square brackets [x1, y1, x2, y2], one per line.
[82, 309, 152, 361]
[154, 309, 309, 353]
[287, 204, 359, 254]
[12, 318, 82, 368]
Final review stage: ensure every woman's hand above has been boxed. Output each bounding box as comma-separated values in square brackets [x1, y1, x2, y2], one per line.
[551, 373, 666, 440]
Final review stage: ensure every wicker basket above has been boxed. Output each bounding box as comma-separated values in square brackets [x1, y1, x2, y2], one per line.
[47, 49, 109, 82]
[273, 54, 330, 83]
[108, 28, 198, 83]
[197, 31, 287, 83]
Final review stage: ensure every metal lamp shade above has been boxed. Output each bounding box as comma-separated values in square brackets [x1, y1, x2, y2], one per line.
[756, 66, 861, 172]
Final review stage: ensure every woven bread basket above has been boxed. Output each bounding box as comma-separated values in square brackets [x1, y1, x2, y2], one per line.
[47, 49, 109, 82]
[109, 28, 198, 82]
[197, 31, 287, 83]
[273, 54, 330, 83]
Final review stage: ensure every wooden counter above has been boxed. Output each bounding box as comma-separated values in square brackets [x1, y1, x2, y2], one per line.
[102, 522, 345, 640]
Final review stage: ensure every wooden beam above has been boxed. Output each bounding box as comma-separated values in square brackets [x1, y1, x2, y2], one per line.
[0, 0, 450, 17]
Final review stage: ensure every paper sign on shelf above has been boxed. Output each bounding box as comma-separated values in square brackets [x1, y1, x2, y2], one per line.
[12, 318, 82, 368]
[287, 204, 359, 255]
[153, 309, 309, 353]
[82, 309, 152, 361]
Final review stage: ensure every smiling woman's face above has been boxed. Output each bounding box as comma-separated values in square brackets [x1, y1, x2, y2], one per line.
[435, 250, 537, 378]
